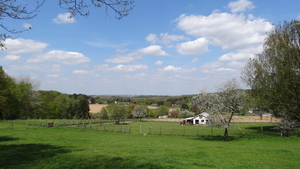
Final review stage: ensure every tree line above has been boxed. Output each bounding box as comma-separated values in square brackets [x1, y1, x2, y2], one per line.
[0, 67, 90, 120]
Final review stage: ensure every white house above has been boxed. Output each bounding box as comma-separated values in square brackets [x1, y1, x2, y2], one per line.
[183, 112, 210, 125]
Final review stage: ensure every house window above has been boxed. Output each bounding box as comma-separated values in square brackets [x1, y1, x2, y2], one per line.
[201, 120, 204, 122]
[195, 120, 199, 124]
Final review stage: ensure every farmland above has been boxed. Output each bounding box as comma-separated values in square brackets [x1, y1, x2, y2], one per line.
[1, 121, 300, 168]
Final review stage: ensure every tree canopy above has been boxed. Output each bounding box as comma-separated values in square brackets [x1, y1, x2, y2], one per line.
[241, 20, 300, 121]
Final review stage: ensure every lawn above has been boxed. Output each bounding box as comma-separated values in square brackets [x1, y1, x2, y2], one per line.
[0, 121, 300, 169]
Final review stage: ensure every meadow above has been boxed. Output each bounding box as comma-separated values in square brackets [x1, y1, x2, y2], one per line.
[1, 121, 300, 169]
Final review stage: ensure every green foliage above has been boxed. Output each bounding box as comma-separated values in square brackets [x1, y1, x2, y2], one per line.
[181, 103, 190, 110]
[164, 101, 172, 107]
[242, 20, 300, 121]
[155, 105, 169, 117]
[105, 104, 128, 123]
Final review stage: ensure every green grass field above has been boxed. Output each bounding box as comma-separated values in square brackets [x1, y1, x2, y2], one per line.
[1, 121, 300, 169]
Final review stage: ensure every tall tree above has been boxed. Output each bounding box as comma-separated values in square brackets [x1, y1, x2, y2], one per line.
[190, 79, 246, 141]
[241, 20, 300, 121]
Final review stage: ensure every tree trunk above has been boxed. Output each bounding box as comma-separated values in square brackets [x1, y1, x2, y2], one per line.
[223, 127, 228, 142]
[223, 112, 234, 142]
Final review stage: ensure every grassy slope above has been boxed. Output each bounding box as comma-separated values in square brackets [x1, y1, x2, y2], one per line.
[0, 122, 300, 169]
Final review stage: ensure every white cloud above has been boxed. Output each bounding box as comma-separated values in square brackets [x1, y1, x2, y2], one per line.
[218, 52, 253, 62]
[3, 55, 20, 61]
[159, 33, 188, 44]
[146, 33, 188, 44]
[47, 74, 59, 78]
[201, 61, 223, 73]
[138, 45, 170, 56]
[176, 38, 210, 55]
[155, 60, 163, 66]
[158, 65, 197, 73]
[73, 70, 100, 76]
[9, 65, 40, 71]
[27, 50, 90, 65]
[228, 0, 255, 13]
[191, 58, 198, 63]
[52, 13, 75, 24]
[105, 52, 141, 64]
[297, 14, 300, 20]
[47, 64, 61, 72]
[111, 65, 149, 72]
[217, 67, 235, 72]
[73, 70, 90, 75]
[3, 38, 48, 54]
[94, 64, 148, 72]
[176, 12, 272, 50]
[146, 34, 158, 44]
[23, 23, 32, 29]
[116, 48, 129, 53]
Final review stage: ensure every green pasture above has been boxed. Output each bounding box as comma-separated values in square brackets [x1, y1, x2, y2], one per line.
[1, 121, 300, 169]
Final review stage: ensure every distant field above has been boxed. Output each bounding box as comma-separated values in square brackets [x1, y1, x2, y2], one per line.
[89, 104, 108, 113]
[89, 104, 164, 113]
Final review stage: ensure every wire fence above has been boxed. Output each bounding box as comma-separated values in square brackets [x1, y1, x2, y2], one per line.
[2, 117, 298, 138]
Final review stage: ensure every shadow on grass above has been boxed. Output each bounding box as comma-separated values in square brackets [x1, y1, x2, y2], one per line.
[192, 135, 240, 142]
[246, 125, 279, 136]
[0, 136, 19, 142]
[55, 155, 165, 169]
[0, 143, 70, 168]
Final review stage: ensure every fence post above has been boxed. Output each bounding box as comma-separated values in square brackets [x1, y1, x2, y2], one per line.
[159, 125, 162, 135]
[140, 126, 142, 134]
[129, 123, 132, 134]
[171, 125, 173, 135]
[104, 122, 107, 131]
[261, 125, 264, 137]
[183, 125, 186, 136]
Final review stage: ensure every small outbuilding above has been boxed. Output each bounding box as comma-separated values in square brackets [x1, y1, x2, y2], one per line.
[183, 112, 209, 125]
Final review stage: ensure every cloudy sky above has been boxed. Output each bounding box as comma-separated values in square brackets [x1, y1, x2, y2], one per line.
[1, 0, 299, 95]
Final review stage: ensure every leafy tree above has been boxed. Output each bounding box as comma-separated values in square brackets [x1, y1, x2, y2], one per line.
[181, 103, 190, 110]
[155, 105, 169, 117]
[75, 95, 90, 119]
[0, 66, 16, 119]
[178, 110, 194, 118]
[105, 103, 127, 123]
[164, 101, 172, 107]
[148, 109, 156, 118]
[1, 0, 135, 48]
[131, 105, 147, 121]
[190, 79, 246, 142]
[241, 20, 300, 121]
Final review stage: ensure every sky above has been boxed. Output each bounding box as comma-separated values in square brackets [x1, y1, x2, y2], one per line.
[1, 0, 300, 96]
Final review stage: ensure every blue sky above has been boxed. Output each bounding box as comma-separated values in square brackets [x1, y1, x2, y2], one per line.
[1, 0, 299, 95]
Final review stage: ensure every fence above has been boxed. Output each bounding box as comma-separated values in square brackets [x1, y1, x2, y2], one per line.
[2, 117, 297, 138]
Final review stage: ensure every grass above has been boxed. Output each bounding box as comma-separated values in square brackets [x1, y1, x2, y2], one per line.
[1, 121, 300, 169]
